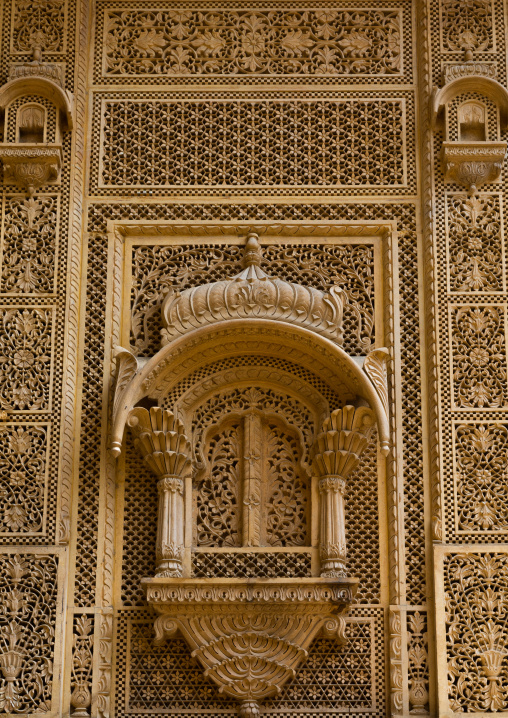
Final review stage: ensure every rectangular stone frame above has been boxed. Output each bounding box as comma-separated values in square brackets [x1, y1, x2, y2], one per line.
[85, 217, 410, 716]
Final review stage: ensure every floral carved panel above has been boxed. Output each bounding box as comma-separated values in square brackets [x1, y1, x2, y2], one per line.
[192, 387, 312, 549]
[11, 0, 67, 55]
[439, 0, 495, 53]
[0, 195, 59, 295]
[0, 552, 62, 713]
[0, 424, 49, 536]
[446, 193, 504, 294]
[407, 610, 429, 714]
[436, 550, 508, 714]
[0, 307, 54, 412]
[450, 304, 507, 409]
[102, 7, 402, 77]
[453, 422, 508, 533]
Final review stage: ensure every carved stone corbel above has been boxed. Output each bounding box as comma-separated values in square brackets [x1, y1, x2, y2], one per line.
[127, 407, 191, 577]
[312, 406, 376, 577]
[364, 347, 390, 423]
[110, 346, 145, 457]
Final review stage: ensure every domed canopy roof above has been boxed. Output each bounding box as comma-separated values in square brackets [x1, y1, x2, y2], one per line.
[161, 234, 347, 347]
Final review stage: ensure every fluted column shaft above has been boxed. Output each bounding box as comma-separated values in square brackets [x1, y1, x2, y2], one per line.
[156, 476, 184, 577]
[319, 476, 347, 576]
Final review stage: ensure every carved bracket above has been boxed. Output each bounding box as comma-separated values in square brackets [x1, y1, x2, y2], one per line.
[143, 577, 357, 716]
[0, 146, 62, 194]
[441, 141, 507, 194]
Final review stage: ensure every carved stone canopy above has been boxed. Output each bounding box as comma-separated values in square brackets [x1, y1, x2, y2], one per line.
[110, 235, 390, 457]
[161, 233, 347, 346]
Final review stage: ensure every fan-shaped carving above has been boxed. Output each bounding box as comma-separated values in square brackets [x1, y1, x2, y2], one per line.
[144, 578, 356, 716]
[161, 233, 347, 346]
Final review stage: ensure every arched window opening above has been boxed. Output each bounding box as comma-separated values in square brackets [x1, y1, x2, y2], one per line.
[458, 101, 487, 141]
[17, 104, 46, 143]
[195, 412, 310, 549]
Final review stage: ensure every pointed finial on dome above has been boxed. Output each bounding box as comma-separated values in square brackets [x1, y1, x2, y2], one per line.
[243, 232, 262, 268]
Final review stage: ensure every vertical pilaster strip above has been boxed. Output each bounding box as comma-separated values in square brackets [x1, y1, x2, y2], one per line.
[242, 411, 262, 547]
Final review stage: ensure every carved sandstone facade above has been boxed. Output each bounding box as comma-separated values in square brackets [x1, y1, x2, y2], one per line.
[0, 0, 507, 716]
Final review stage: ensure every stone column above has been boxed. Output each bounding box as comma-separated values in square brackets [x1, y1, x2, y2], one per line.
[156, 476, 185, 576]
[128, 406, 191, 577]
[312, 405, 375, 577]
[318, 476, 348, 576]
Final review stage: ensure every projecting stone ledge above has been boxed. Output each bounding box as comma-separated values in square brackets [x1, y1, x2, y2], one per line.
[141, 576, 358, 717]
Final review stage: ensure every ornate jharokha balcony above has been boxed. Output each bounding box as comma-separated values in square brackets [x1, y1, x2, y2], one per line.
[112, 236, 388, 717]
[141, 576, 357, 718]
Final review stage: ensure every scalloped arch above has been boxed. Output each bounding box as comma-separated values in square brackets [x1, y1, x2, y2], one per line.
[0, 77, 73, 130]
[433, 75, 508, 130]
[110, 319, 390, 458]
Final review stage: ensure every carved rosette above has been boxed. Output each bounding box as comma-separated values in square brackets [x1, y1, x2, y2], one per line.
[312, 406, 375, 577]
[143, 577, 357, 715]
[128, 407, 191, 577]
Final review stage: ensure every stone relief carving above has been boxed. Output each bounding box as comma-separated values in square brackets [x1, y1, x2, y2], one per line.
[194, 402, 310, 549]
[0, 553, 59, 713]
[446, 193, 503, 293]
[439, 0, 494, 55]
[445, 552, 508, 712]
[130, 241, 375, 357]
[451, 304, 507, 409]
[69, 614, 93, 718]
[454, 422, 508, 532]
[12, 0, 66, 57]
[161, 234, 347, 346]
[407, 611, 429, 714]
[443, 62, 498, 84]
[0, 307, 54, 412]
[103, 8, 402, 77]
[363, 347, 390, 420]
[0, 194, 58, 294]
[0, 424, 48, 534]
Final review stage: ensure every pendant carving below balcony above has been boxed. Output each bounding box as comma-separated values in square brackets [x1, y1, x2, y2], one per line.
[441, 141, 507, 194]
[142, 577, 357, 717]
[0, 144, 62, 193]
